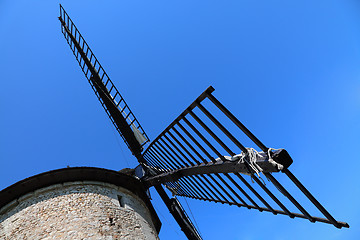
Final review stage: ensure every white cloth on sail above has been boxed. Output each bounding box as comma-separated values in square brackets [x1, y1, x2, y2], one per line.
[216, 148, 284, 176]
[131, 123, 147, 145]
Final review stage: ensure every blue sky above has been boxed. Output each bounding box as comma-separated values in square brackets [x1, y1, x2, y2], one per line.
[0, 0, 359, 239]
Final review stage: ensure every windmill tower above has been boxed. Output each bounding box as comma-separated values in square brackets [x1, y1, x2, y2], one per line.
[0, 4, 349, 240]
[0, 167, 161, 239]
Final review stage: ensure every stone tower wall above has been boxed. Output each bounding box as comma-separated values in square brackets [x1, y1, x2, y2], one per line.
[0, 181, 159, 240]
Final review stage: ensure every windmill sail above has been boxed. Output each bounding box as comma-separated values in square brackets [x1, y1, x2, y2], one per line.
[141, 86, 349, 229]
[58, 5, 149, 159]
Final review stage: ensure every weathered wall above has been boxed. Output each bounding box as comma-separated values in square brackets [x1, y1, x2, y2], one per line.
[0, 181, 159, 240]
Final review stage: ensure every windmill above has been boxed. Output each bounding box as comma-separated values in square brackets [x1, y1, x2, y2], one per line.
[58, 4, 349, 239]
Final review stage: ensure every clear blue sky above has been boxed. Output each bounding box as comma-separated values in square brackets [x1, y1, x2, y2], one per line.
[1, 1, 359, 239]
